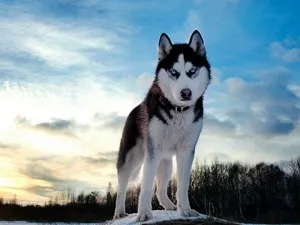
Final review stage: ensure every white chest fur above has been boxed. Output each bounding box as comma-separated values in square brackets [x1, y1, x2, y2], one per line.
[148, 108, 203, 159]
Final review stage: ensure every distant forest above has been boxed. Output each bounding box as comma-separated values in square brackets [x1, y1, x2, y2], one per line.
[0, 156, 299, 224]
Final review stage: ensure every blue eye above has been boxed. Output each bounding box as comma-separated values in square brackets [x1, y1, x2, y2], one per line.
[168, 68, 177, 76]
[190, 66, 198, 74]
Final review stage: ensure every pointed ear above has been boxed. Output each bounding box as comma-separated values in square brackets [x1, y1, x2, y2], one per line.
[189, 30, 206, 56]
[158, 33, 173, 61]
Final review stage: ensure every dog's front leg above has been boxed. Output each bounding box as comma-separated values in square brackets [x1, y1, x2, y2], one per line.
[136, 146, 159, 222]
[176, 148, 200, 217]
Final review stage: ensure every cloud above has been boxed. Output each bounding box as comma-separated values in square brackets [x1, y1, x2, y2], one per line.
[194, 65, 300, 165]
[81, 151, 118, 166]
[19, 155, 115, 197]
[222, 67, 300, 137]
[0, 0, 136, 72]
[0, 0, 141, 138]
[15, 116, 84, 134]
[0, 18, 128, 72]
[225, 77, 245, 92]
[96, 113, 127, 131]
[25, 185, 54, 197]
[36, 119, 77, 131]
[0, 143, 18, 151]
[21, 163, 64, 184]
[0, 0, 140, 126]
[288, 84, 300, 98]
[102, 117, 126, 131]
[210, 67, 223, 85]
[270, 40, 300, 62]
[203, 115, 237, 137]
[34, 118, 90, 136]
[136, 72, 154, 93]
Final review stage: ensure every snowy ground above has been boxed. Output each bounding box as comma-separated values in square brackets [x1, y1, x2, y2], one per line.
[102, 210, 229, 225]
[0, 223, 96, 225]
[0, 222, 95, 225]
[0, 211, 296, 225]
[0, 211, 222, 225]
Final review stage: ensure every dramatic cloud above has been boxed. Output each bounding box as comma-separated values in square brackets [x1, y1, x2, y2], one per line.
[25, 185, 54, 198]
[0, 1, 135, 72]
[19, 153, 118, 198]
[223, 67, 300, 137]
[194, 65, 300, 165]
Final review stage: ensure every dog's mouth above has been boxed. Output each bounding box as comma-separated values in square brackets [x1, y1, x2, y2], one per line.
[176, 99, 194, 107]
[180, 97, 192, 101]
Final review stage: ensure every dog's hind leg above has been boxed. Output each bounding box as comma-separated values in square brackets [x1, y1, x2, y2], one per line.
[136, 151, 159, 222]
[156, 159, 177, 210]
[114, 166, 131, 219]
[114, 146, 143, 219]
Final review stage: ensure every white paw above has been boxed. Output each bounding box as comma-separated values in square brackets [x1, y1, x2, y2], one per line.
[179, 208, 201, 217]
[136, 209, 153, 222]
[113, 212, 128, 220]
[162, 202, 177, 211]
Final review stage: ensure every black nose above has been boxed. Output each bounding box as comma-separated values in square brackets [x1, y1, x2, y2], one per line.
[180, 88, 192, 100]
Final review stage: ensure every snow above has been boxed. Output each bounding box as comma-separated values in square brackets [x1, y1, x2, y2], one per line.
[102, 210, 211, 225]
[0, 222, 96, 225]
[0, 210, 208, 225]
[0, 211, 291, 225]
[0, 210, 212, 225]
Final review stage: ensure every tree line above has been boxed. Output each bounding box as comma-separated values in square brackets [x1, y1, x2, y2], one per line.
[0, 156, 299, 223]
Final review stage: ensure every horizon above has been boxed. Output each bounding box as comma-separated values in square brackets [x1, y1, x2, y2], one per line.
[0, 154, 299, 206]
[0, 0, 300, 204]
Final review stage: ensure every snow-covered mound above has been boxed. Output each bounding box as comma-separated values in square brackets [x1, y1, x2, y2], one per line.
[0, 222, 97, 225]
[102, 210, 212, 225]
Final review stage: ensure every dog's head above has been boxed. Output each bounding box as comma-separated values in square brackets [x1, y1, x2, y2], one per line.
[155, 30, 211, 107]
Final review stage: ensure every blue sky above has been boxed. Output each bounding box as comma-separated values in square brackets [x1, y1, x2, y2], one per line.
[0, 0, 300, 203]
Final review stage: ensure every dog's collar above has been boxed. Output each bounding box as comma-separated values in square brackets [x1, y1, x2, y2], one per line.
[159, 95, 190, 113]
[173, 105, 190, 113]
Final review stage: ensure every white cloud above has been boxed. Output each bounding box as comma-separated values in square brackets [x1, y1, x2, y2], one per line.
[210, 67, 223, 85]
[225, 77, 245, 92]
[194, 65, 300, 166]
[0, 0, 141, 127]
[223, 67, 300, 136]
[0, 17, 131, 70]
[0, 0, 146, 201]
[288, 84, 300, 98]
[136, 72, 154, 93]
[0, 2, 142, 192]
[270, 41, 300, 62]
[0, 74, 141, 159]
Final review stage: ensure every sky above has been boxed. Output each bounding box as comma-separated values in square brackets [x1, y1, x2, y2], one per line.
[0, 0, 300, 204]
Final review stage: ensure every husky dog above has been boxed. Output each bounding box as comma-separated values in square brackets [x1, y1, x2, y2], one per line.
[113, 30, 211, 222]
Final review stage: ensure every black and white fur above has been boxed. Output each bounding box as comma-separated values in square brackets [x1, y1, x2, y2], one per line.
[113, 30, 211, 222]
